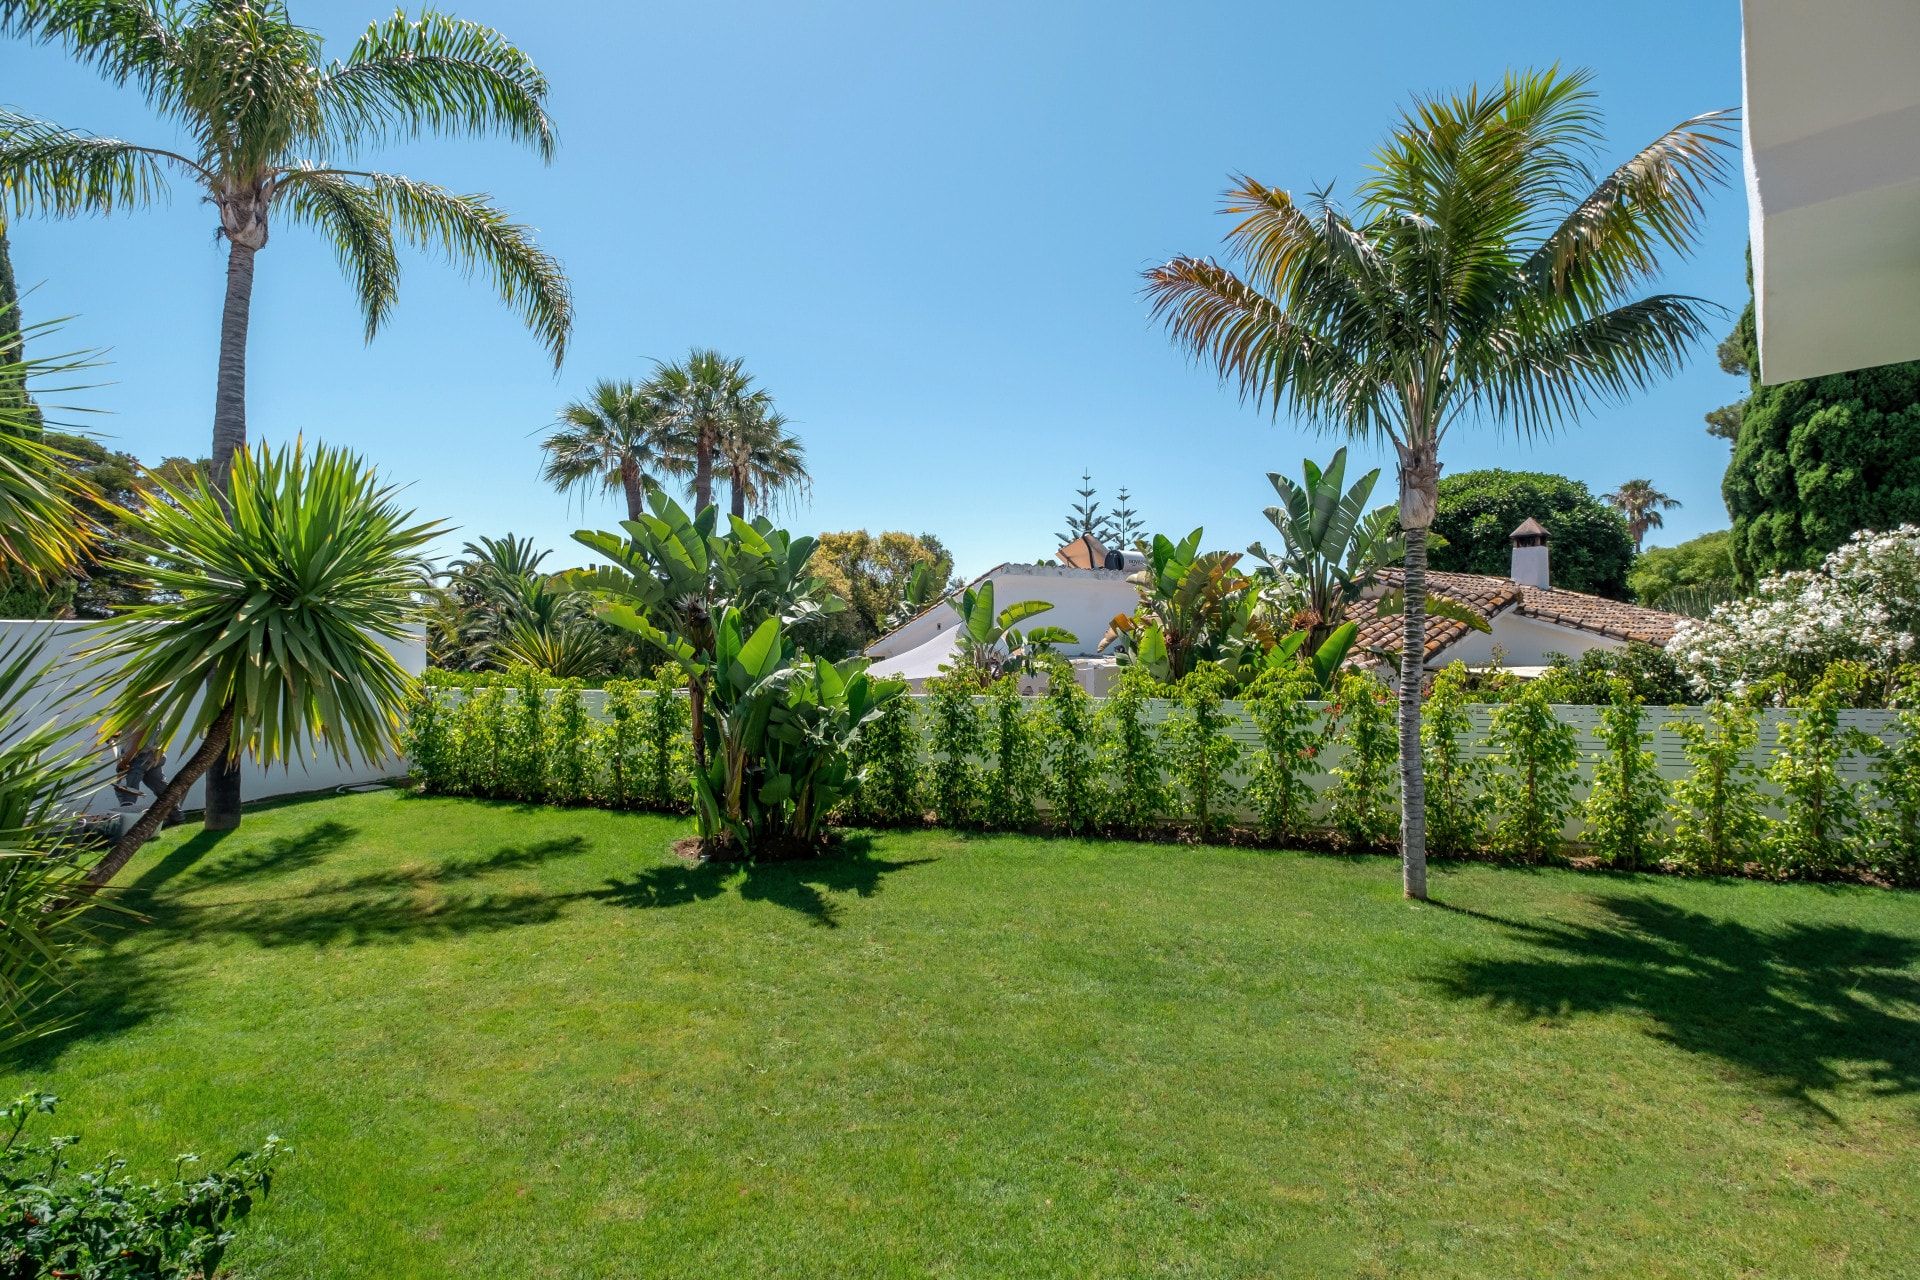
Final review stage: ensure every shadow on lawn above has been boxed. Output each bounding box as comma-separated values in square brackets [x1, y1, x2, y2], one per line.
[591, 837, 933, 928]
[1432, 893, 1920, 1115]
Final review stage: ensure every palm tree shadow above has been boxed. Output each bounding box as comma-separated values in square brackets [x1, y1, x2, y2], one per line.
[1429, 893, 1920, 1116]
[591, 838, 934, 928]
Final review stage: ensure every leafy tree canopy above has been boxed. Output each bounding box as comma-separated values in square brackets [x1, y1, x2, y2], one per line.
[802, 530, 954, 659]
[1628, 529, 1736, 610]
[1719, 294, 1920, 581]
[1429, 469, 1634, 598]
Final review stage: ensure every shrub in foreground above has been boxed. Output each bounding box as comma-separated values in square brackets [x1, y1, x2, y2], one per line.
[1, 1092, 284, 1280]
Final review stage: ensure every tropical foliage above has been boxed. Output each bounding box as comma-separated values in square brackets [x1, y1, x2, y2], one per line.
[1602, 478, 1680, 553]
[1628, 529, 1737, 614]
[1146, 68, 1731, 896]
[802, 530, 953, 658]
[1247, 447, 1398, 648]
[939, 581, 1074, 686]
[541, 379, 674, 523]
[82, 440, 439, 883]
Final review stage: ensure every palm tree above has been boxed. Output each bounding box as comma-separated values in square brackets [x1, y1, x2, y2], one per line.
[541, 379, 675, 522]
[0, 316, 91, 588]
[1, 0, 570, 830]
[647, 349, 761, 511]
[82, 439, 439, 886]
[1604, 478, 1681, 552]
[719, 401, 808, 519]
[1146, 69, 1731, 899]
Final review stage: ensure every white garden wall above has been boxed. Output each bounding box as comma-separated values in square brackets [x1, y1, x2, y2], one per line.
[2, 619, 425, 821]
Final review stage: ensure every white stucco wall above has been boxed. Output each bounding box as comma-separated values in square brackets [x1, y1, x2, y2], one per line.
[1432, 613, 1626, 670]
[866, 564, 1139, 689]
[1, 619, 425, 819]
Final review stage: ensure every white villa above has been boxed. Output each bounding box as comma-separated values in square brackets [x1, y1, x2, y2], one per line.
[863, 522, 1687, 691]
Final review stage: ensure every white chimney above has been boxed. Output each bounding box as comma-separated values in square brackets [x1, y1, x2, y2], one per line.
[1509, 518, 1550, 588]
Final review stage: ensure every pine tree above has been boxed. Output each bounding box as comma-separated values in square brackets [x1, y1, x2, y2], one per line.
[1056, 470, 1110, 545]
[1108, 487, 1144, 548]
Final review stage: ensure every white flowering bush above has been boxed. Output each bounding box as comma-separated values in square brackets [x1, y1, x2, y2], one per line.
[1667, 526, 1920, 698]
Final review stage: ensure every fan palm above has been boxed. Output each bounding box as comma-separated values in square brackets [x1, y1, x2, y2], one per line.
[719, 401, 808, 519]
[2, 0, 570, 830]
[1146, 69, 1732, 898]
[541, 379, 676, 522]
[81, 439, 440, 886]
[1604, 478, 1680, 552]
[647, 349, 764, 511]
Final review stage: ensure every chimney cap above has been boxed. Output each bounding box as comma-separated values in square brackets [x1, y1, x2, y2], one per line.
[1509, 517, 1549, 545]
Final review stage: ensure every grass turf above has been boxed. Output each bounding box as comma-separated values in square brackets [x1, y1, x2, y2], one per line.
[6, 789, 1918, 1277]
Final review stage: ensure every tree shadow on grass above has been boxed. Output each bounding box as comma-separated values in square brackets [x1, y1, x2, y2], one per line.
[1429, 893, 1920, 1116]
[591, 838, 934, 928]
[145, 836, 595, 949]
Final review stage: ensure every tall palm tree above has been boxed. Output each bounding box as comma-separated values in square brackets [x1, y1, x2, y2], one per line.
[541, 379, 676, 522]
[648, 349, 761, 511]
[719, 400, 808, 519]
[1, 0, 571, 830]
[1604, 478, 1680, 553]
[1146, 69, 1732, 899]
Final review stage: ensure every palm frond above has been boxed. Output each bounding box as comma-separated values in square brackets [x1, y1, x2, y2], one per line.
[353, 171, 570, 367]
[318, 8, 555, 159]
[0, 0, 186, 101]
[1143, 254, 1386, 436]
[0, 111, 188, 216]
[275, 165, 399, 340]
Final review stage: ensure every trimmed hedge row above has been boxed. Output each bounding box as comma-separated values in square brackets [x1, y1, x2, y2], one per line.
[403, 663, 1920, 885]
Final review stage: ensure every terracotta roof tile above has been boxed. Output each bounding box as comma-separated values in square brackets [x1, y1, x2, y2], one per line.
[1338, 569, 1683, 663]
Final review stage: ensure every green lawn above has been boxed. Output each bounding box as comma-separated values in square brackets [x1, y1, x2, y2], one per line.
[8, 790, 1918, 1277]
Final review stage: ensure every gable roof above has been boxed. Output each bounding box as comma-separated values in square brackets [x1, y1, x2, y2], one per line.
[1344, 569, 1684, 665]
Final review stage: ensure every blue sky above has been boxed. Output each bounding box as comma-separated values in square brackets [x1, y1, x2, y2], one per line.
[7, 0, 1749, 580]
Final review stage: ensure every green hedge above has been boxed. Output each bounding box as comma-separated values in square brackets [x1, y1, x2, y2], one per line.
[402, 664, 1920, 885]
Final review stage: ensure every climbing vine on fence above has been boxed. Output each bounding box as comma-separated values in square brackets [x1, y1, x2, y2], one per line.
[1582, 679, 1666, 869]
[1486, 681, 1580, 862]
[1665, 698, 1767, 875]
[1244, 667, 1321, 844]
[1327, 671, 1397, 849]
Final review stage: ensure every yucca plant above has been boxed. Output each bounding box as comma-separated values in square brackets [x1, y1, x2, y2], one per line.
[81, 440, 440, 883]
[1148, 69, 1732, 897]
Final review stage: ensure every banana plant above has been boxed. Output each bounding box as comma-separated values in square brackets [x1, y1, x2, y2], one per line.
[1248, 448, 1401, 649]
[570, 487, 857, 852]
[883, 559, 946, 631]
[942, 581, 1077, 686]
[1100, 528, 1269, 681]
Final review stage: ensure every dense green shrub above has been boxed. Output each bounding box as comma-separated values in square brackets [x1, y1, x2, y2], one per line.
[1868, 669, 1920, 885]
[1, 1092, 285, 1280]
[981, 679, 1043, 829]
[403, 683, 454, 791]
[1096, 664, 1169, 834]
[846, 690, 922, 826]
[1765, 663, 1874, 877]
[1429, 469, 1635, 598]
[546, 683, 593, 803]
[1422, 663, 1482, 855]
[1582, 679, 1667, 868]
[504, 669, 549, 801]
[1533, 645, 1693, 707]
[1243, 666, 1322, 843]
[1665, 698, 1768, 874]
[1038, 659, 1100, 833]
[1485, 681, 1579, 861]
[926, 675, 984, 829]
[1165, 664, 1241, 840]
[1327, 671, 1396, 849]
[1628, 530, 1737, 611]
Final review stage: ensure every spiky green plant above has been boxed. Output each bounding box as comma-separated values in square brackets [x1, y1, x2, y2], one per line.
[81, 440, 440, 884]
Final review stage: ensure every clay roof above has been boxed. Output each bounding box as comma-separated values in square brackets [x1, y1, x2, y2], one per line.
[1342, 569, 1683, 664]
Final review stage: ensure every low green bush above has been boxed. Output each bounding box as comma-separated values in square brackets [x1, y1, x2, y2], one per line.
[926, 675, 984, 829]
[1422, 663, 1482, 855]
[1243, 666, 1322, 844]
[1486, 681, 1580, 862]
[1165, 665, 1241, 840]
[1582, 678, 1666, 868]
[1665, 698, 1767, 875]
[1038, 658, 1100, 834]
[1326, 671, 1397, 849]
[1765, 662, 1875, 878]
[1096, 664, 1169, 834]
[981, 678, 1043, 829]
[1, 1092, 285, 1280]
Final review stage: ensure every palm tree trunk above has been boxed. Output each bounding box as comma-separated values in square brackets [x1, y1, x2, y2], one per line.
[693, 424, 714, 511]
[1398, 527, 1429, 900]
[728, 467, 746, 520]
[203, 237, 259, 833]
[620, 456, 644, 522]
[88, 702, 236, 889]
